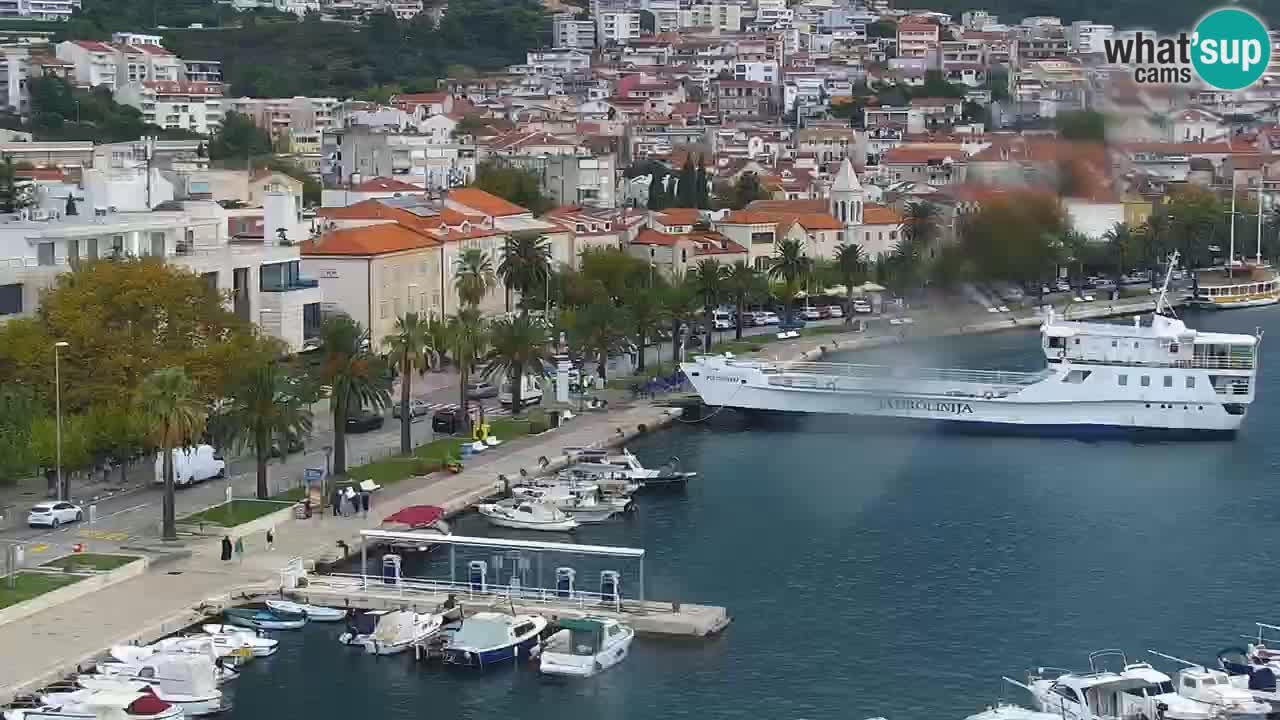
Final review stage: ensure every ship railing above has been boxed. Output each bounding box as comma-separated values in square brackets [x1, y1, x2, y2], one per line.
[1180, 357, 1255, 370]
[305, 572, 631, 613]
[1213, 379, 1251, 396]
[764, 361, 1048, 387]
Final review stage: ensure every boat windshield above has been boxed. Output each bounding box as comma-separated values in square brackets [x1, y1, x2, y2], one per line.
[450, 619, 512, 650]
[1155, 681, 1174, 694]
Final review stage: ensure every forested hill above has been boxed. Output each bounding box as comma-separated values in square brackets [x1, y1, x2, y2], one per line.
[917, 0, 1276, 33]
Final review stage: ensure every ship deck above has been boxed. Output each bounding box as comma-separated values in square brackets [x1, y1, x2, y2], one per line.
[759, 361, 1050, 397]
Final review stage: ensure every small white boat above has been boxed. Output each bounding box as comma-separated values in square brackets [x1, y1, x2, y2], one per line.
[1148, 651, 1271, 719]
[10, 688, 183, 720]
[361, 610, 444, 656]
[477, 500, 579, 532]
[196, 626, 279, 657]
[338, 610, 389, 647]
[95, 663, 238, 687]
[147, 637, 253, 668]
[562, 448, 695, 489]
[223, 608, 306, 631]
[539, 617, 633, 678]
[443, 612, 547, 669]
[964, 704, 1063, 720]
[76, 654, 227, 717]
[264, 600, 345, 622]
[511, 486, 621, 523]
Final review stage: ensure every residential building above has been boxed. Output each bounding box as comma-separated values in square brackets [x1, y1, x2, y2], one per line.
[711, 79, 773, 119]
[961, 10, 995, 30]
[0, 47, 28, 115]
[114, 81, 226, 135]
[683, 3, 741, 32]
[597, 11, 641, 46]
[56, 40, 118, 89]
[112, 41, 181, 85]
[881, 146, 967, 186]
[320, 176, 425, 207]
[273, 0, 321, 17]
[553, 12, 597, 49]
[865, 105, 926, 134]
[329, 128, 478, 190]
[182, 60, 223, 84]
[733, 60, 778, 85]
[0, 0, 79, 21]
[796, 127, 864, 164]
[224, 96, 339, 136]
[543, 153, 618, 208]
[897, 20, 940, 64]
[1068, 21, 1114, 55]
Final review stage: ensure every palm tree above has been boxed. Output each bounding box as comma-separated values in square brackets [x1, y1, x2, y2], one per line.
[568, 303, 629, 383]
[218, 361, 314, 499]
[454, 247, 497, 308]
[1102, 222, 1131, 282]
[660, 283, 700, 366]
[447, 307, 488, 436]
[425, 313, 450, 371]
[318, 315, 390, 475]
[832, 243, 866, 324]
[690, 259, 726, 352]
[384, 312, 437, 455]
[482, 314, 551, 415]
[624, 285, 664, 371]
[766, 238, 811, 323]
[140, 367, 206, 541]
[723, 260, 758, 340]
[902, 201, 939, 248]
[497, 231, 551, 314]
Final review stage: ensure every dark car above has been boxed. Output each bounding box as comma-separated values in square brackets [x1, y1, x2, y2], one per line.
[345, 411, 385, 433]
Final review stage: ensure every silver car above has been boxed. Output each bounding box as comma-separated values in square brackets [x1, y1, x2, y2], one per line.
[392, 398, 431, 419]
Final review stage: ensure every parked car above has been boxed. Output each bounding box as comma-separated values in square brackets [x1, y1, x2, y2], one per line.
[799, 307, 822, 320]
[852, 300, 872, 314]
[826, 305, 844, 318]
[392, 398, 431, 419]
[345, 411, 385, 434]
[28, 501, 83, 528]
[712, 310, 734, 330]
[761, 311, 780, 325]
[742, 312, 763, 327]
[154, 444, 226, 487]
[465, 381, 498, 399]
[1055, 281, 1071, 292]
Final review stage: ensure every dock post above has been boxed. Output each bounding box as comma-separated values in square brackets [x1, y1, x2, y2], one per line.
[639, 556, 645, 604]
[360, 542, 367, 589]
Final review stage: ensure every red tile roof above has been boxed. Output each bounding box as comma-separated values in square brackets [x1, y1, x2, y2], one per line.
[447, 187, 529, 217]
[130, 43, 173, 56]
[633, 227, 681, 246]
[863, 205, 903, 225]
[350, 177, 422, 192]
[302, 223, 440, 256]
[656, 208, 701, 225]
[720, 210, 780, 224]
[882, 146, 964, 164]
[71, 40, 114, 53]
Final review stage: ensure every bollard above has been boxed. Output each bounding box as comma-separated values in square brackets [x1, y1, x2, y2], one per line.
[88, 504, 97, 525]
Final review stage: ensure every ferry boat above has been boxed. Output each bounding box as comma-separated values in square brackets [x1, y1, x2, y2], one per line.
[682, 255, 1261, 436]
[1189, 264, 1280, 310]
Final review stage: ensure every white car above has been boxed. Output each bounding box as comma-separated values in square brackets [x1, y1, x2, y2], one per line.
[997, 305, 1010, 312]
[799, 308, 822, 320]
[852, 301, 872, 314]
[826, 305, 844, 318]
[762, 312, 780, 325]
[986, 306, 999, 313]
[28, 501, 83, 528]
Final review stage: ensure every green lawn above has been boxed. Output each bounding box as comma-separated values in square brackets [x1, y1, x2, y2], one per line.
[343, 417, 533, 488]
[0, 572, 83, 609]
[181, 499, 293, 528]
[40, 553, 138, 572]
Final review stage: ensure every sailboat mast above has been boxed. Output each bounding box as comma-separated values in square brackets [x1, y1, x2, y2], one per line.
[1229, 183, 1237, 277]
[1260, 168, 1267, 265]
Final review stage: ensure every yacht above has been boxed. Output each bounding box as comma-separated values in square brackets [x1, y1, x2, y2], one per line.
[561, 448, 696, 488]
[1148, 651, 1271, 718]
[512, 485, 629, 523]
[683, 254, 1262, 435]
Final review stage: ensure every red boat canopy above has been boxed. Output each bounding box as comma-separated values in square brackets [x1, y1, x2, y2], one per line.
[381, 505, 446, 528]
[128, 693, 172, 716]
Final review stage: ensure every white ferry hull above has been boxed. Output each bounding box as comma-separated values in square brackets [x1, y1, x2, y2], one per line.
[682, 361, 1247, 435]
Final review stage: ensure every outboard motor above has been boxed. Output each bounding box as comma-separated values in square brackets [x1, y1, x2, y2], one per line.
[468, 560, 488, 593]
[555, 567, 576, 598]
[600, 570, 620, 605]
[381, 554, 402, 586]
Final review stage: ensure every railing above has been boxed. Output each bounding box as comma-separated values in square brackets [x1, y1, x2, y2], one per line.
[305, 572, 628, 613]
[261, 278, 319, 292]
[1067, 356, 1255, 371]
[1213, 379, 1251, 396]
[762, 360, 1049, 387]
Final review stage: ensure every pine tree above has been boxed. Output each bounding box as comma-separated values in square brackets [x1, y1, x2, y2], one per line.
[678, 156, 696, 207]
[646, 171, 663, 210]
[694, 155, 709, 209]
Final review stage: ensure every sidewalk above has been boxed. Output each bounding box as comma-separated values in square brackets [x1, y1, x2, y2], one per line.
[0, 402, 679, 703]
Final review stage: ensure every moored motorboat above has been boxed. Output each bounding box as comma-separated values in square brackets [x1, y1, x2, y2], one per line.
[964, 704, 1062, 720]
[338, 610, 387, 647]
[9, 688, 183, 720]
[264, 600, 345, 622]
[223, 607, 306, 631]
[477, 500, 579, 532]
[1148, 651, 1271, 719]
[512, 486, 622, 523]
[539, 617, 633, 678]
[562, 448, 695, 489]
[195, 626, 279, 657]
[362, 610, 444, 656]
[76, 654, 227, 717]
[443, 612, 547, 668]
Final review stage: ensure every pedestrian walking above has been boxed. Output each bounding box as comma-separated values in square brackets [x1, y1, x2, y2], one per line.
[220, 535, 232, 562]
[330, 487, 341, 517]
[233, 536, 244, 564]
[266, 528, 275, 551]
[360, 490, 370, 518]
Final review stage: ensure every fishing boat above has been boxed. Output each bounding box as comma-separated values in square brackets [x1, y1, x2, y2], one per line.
[477, 500, 579, 532]
[76, 654, 227, 717]
[683, 254, 1263, 436]
[338, 610, 387, 647]
[362, 610, 445, 656]
[378, 505, 451, 552]
[6, 688, 183, 720]
[442, 612, 547, 668]
[196, 626, 279, 657]
[223, 607, 306, 631]
[539, 617, 634, 678]
[511, 486, 627, 523]
[562, 448, 695, 489]
[264, 600, 345, 622]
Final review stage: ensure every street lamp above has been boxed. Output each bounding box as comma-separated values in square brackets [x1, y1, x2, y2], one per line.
[53, 341, 69, 501]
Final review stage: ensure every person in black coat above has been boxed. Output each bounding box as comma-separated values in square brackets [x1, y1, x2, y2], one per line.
[220, 536, 233, 562]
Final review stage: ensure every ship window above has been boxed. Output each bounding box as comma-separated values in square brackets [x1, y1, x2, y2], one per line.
[1051, 685, 1080, 703]
[1073, 338, 1080, 345]
[1118, 374, 1128, 386]
[1163, 376, 1173, 387]
[1169, 343, 1179, 353]
[1186, 377, 1195, 389]
[1141, 376, 1151, 387]
[1111, 340, 1117, 347]
[1048, 336, 1065, 349]
[1183, 677, 1197, 689]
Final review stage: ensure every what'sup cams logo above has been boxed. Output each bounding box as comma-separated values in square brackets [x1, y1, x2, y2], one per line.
[1102, 7, 1272, 90]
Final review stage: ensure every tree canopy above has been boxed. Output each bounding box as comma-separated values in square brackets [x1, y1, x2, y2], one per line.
[471, 161, 553, 215]
[208, 112, 273, 162]
[20, 76, 200, 143]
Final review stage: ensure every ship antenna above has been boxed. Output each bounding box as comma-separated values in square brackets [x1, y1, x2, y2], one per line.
[1154, 251, 1179, 318]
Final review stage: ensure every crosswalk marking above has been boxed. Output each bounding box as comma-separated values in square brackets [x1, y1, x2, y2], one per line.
[78, 529, 129, 542]
[422, 402, 511, 417]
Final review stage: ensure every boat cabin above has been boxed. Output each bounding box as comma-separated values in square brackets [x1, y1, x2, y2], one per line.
[1191, 266, 1280, 306]
[1041, 674, 1151, 719]
[1042, 313, 1257, 371]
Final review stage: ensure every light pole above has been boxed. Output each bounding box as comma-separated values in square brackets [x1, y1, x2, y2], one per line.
[53, 341, 69, 501]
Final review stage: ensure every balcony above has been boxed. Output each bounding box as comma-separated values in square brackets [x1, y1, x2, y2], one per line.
[261, 277, 319, 292]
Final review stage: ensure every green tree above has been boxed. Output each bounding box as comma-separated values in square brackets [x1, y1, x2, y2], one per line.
[660, 283, 700, 364]
[766, 238, 811, 323]
[959, 192, 1068, 286]
[0, 157, 31, 213]
[208, 112, 273, 162]
[921, 70, 965, 98]
[677, 156, 697, 207]
[694, 156, 709, 209]
[566, 303, 628, 383]
[1056, 111, 1107, 142]
[902, 201, 939, 250]
[383, 312, 437, 455]
[866, 19, 897, 38]
[723, 260, 759, 340]
[578, 248, 648, 304]
[1102, 222, 1133, 281]
[217, 361, 314, 499]
[722, 172, 769, 210]
[140, 368, 205, 541]
[833, 243, 867, 323]
[0, 385, 37, 485]
[317, 315, 390, 475]
[497, 231, 551, 314]
[690, 259, 726, 352]
[454, 248, 497, 308]
[472, 161, 552, 215]
[447, 307, 487, 435]
[646, 174, 665, 211]
[624, 285, 664, 371]
[482, 314, 551, 414]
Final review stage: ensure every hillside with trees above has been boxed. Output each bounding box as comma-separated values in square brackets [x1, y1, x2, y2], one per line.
[922, 0, 1274, 33]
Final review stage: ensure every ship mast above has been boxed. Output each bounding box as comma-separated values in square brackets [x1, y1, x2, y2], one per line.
[1259, 167, 1266, 266]
[1229, 183, 1237, 277]
[1154, 250, 1179, 317]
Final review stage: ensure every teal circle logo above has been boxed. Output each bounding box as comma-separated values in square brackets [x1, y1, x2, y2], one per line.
[1192, 8, 1271, 91]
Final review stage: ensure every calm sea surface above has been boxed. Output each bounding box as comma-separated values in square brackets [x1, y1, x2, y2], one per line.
[221, 308, 1280, 720]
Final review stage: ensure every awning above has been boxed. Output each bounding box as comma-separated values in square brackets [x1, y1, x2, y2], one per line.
[380, 505, 445, 528]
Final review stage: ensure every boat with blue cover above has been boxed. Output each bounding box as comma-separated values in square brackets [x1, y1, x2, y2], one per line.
[442, 612, 546, 668]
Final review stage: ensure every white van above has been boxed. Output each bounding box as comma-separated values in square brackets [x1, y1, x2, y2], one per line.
[712, 310, 734, 330]
[154, 444, 227, 487]
[499, 374, 544, 408]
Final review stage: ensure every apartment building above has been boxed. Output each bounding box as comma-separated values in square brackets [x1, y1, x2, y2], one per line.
[113, 42, 181, 85]
[115, 81, 226, 135]
[0, 47, 28, 115]
[542, 153, 617, 208]
[553, 12, 597, 49]
[0, 0, 79, 21]
[897, 20, 940, 64]
[683, 2, 740, 31]
[1068, 21, 1114, 55]
[56, 40, 118, 89]
[330, 127, 478, 191]
[597, 11, 640, 45]
[182, 60, 223, 84]
[0, 194, 320, 350]
[733, 61, 777, 85]
[711, 79, 774, 119]
[224, 96, 339, 136]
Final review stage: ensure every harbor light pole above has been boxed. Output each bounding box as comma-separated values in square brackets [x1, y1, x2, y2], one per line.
[54, 341, 69, 501]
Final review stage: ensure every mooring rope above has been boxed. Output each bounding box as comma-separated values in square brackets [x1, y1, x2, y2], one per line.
[674, 382, 746, 424]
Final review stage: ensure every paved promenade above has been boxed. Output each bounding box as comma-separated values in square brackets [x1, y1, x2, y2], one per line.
[0, 403, 678, 703]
